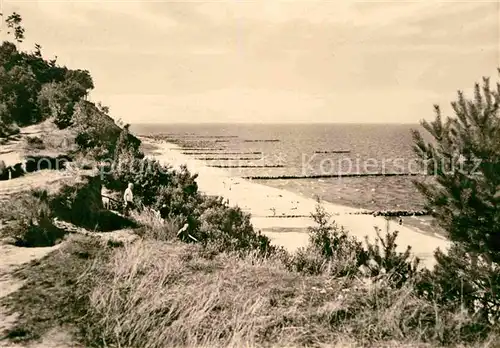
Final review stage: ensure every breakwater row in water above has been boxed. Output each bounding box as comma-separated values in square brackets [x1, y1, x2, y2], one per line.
[262, 210, 430, 218]
[144, 133, 236, 139]
[243, 139, 280, 143]
[187, 135, 238, 139]
[194, 157, 263, 161]
[243, 173, 425, 180]
[366, 210, 430, 217]
[134, 123, 433, 232]
[207, 165, 285, 168]
[183, 147, 226, 151]
[182, 151, 262, 155]
[314, 150, 350, 154]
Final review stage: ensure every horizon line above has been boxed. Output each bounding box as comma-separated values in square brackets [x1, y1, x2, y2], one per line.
[130, 122, 422, 126]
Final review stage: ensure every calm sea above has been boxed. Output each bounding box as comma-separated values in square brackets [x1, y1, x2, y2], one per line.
[132, 123, 432, 213]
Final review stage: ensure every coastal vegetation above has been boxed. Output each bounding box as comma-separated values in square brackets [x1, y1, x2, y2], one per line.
[0, 19, 93, 132]
[412, 74, 500, 326]
[0, 12, 499, 348]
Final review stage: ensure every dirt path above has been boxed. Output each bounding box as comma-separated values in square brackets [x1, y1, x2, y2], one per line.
[0, 242, 71, 348]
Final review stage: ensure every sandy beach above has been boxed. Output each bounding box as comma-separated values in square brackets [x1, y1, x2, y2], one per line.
[143, 138, 450, 268]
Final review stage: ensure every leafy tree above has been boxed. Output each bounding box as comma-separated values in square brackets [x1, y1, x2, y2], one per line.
[0, 41, 21, 71]
[21, 48, 67, 84]
[38, 82, 75, 128]
[0, 64, 41, 125]
[413, 70, 500, 323]
[0, 13, 93, 131]
[57, 80, 89, 127]
[65, 69, 94, 92]
[36, 70, 93, 128]
[3, 12, 25, 43]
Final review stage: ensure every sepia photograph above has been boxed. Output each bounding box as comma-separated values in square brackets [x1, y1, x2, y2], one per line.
[0, 0, 499, 347]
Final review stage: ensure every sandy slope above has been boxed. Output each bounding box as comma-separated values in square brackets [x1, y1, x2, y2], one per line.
[144, 138, 450, 269]
[0, 170, 76, 199]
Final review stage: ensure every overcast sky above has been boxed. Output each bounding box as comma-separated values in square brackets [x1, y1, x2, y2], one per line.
[2, 0, 499, 124]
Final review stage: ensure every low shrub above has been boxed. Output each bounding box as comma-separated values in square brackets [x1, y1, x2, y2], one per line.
[0, 163, 25, 180]
[0, 190, 65, 247]
[363, 227, 420, 287]
[154, 165, 199, 217]
[104, 155, 274, 254]
[284, 201, 419, 286]
[189, 195, 275, 255]
[282, 202, 364, 277]
[102, 153, 174, 207]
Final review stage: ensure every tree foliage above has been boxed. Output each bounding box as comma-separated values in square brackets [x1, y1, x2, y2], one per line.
[4, 12, 25, 43]
[413, 73, 500, 262]
[413, 70, 500, 324]
[0, 13, 94, 132]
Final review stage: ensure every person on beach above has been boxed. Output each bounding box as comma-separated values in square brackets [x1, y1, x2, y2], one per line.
[123, 182, 135, 216]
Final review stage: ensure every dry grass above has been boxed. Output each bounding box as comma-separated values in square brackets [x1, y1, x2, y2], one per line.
[80, 240, 499, 348]
[130, 208, 182, 240]
[2, 234, 499, 347]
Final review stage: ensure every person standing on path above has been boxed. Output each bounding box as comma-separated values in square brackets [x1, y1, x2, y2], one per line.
[123, 182, 135, 216]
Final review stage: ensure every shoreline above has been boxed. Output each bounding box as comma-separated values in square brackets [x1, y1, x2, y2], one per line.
[142, 137, 450, 268]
